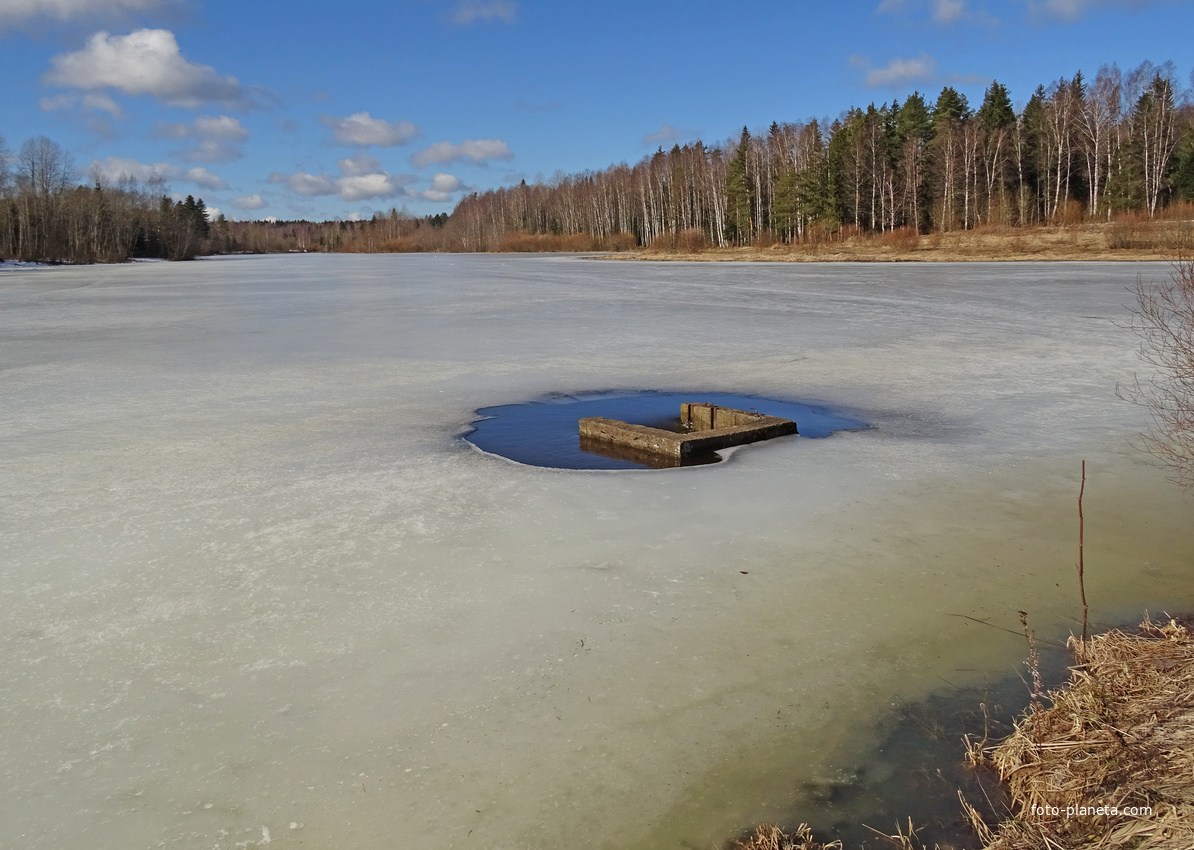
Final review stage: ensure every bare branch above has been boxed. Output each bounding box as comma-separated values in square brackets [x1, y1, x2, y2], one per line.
[1122, 257, 1194, 487]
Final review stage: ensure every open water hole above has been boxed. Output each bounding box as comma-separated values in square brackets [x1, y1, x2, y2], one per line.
[463, 390, 867, 469]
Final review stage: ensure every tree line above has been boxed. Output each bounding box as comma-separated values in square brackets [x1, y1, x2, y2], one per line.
[450, 61, 1194, 250]
[0, 135, 218, 263]
[4, 59, 1194, 263]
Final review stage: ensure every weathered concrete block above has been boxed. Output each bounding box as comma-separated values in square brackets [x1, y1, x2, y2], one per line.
[579, 403, 797, 463]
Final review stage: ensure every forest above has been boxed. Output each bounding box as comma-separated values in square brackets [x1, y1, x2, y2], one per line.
[2, 60, 1193, 263]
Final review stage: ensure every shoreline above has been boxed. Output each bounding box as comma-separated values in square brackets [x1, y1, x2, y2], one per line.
[593, 219, 1189, 264]
[727, 615, 1194, 850]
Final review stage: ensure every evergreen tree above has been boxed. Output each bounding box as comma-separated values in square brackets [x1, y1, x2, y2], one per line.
[1172, 127, 1194, 201]
[724, 127, 754, 244]
[929, 87, 972, 230]
[894, 93, 932, 231]
[977, 81, 1016, 224]
[1018, 86, 1047, 224]
[932, 86, 971, 125]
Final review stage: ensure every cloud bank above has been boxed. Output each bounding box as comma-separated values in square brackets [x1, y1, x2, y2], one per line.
[88, 156, 228, 189]
[270, 154, 415, 202]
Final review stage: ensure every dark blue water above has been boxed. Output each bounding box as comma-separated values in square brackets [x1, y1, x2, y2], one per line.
[463, 391, 866, 470]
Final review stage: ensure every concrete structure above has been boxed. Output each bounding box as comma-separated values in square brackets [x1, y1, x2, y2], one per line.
[578, 403, 798, 462]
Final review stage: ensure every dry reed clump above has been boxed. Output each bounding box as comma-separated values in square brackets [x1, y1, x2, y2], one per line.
[971, 617, 1194, 850]
[728, 820, 933, 850]
[727, 823, 842, 850]
[1106, 213, 1193, 251]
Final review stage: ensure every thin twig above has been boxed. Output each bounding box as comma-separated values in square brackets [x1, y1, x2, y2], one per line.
[1078, 459, 1089, 649]
[1019, 610, 1043, 711]
[945, 613, 1066, 648]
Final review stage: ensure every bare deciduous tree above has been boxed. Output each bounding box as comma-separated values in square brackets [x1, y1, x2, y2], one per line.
[1124, 259, 1194, 486]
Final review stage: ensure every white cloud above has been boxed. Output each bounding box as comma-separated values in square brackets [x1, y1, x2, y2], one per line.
[1032, 0, 1096, 17]
[1017, 0, 1162, 19]
[411, 138, 512, 169]
[193, 115, 248, 140]
[851, 53, 937, 87]
[642, 123, 695, 146]
[451, 0, 516, 25]
[38, 91, 124, 117]
[205, 206, 220, 220]
[45, 29, 262, 110]
[88, 156, 226, 190]
[336, 173, 410, 202]
[155, 114, 248, 162]
[1030, 0, 1157, 17]
[877, 0, 993, 22]
[89, 156, 175, 184]
[183, 166, 227, 190]
[337, 153, 382, 177]
[416, 173, 466, 202]
[39, 94, 77, 111]
[85, 116, 115, 137]
[271, 171, 336, 196]
[319, 112, 421, 146]
[430, 173, 462, 192]
[269, 157, 415, 202]
[231, 194, 267, 211]
[184, 139, 236, 163]
[155, 121, 190, 139]
[82, 92, 123, 115]
[933, 0, 966, 21]
[0, 0, 163, 28]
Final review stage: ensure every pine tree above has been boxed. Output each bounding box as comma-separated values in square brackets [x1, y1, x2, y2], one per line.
[895, 93, 932, 231]
[724, 127, 754, 244]
[930, 87, 972, 231]
[1172, 127, 1194, 201]
[977, 81, 1016, 224]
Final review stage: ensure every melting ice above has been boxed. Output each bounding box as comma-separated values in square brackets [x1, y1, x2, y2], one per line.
[2, 254, 1192, 849]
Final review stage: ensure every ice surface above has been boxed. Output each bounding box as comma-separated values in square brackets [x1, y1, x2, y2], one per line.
[2, 255, 1193, 849]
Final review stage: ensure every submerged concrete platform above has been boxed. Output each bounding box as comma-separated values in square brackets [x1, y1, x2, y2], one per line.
[578, 402, 798, 461]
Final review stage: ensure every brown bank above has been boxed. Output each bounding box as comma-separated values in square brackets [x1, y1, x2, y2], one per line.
[599, 218, 1189, 263]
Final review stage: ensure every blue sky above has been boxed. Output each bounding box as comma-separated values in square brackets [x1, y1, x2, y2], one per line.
[1, 0, 1190, 221]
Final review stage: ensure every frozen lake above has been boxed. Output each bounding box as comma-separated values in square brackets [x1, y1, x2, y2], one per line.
[2, 255, 1192, 849]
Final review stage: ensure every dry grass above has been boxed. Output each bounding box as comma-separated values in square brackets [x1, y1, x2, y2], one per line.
[612, 218, 1193, 263]
[968, 616, 1194, 850]
[728, 820, 931, 850]
[727, 823, 842, 850]
[495, 232, 613, 252]
[728, 617, 1194, 850]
